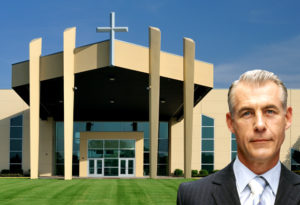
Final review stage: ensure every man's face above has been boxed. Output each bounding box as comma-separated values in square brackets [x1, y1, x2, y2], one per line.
[226, 81, 292, 166]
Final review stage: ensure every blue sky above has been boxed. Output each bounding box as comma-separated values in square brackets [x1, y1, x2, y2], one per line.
[1, 0, 300, 88]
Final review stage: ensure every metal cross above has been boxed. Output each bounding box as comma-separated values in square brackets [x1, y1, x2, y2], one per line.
[96, 12, 128, 66]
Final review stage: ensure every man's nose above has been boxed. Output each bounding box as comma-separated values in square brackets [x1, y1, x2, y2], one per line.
[254, 112, 266, 132]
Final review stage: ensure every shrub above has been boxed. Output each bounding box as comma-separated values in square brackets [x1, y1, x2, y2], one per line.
[1, 169, 9, 174]
[191, 170, 198, 177]
[174, 169, 184, 177]
[0, 169, 25, 177]
[199, 169, 209, 177]
[212, 170, 220, 173]
[0, 173, 23, 177]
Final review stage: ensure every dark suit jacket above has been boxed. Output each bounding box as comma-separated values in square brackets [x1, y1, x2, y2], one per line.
[177, 162, 300, 205]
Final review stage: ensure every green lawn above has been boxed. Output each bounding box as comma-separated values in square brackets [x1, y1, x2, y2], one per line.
[0, 178, 194, 205]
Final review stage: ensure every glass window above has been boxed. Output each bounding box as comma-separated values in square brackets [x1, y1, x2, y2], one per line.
[159, 122, 168, 139]
[10, 164, 22, 173]
[10, 139, 22, 151]
[104, 168, 118, 176]
[202, 152, 214, 164]
[137, 122, 149, 139]
[56, 152, 64, 163]
[10, 152, 22, 163]
[104, 140, 119, 149]
[202, 127, 214, 139]
[73, 152, 80, 163]
[104, 149, 118, 158]
[10, 127, 22, 139]
[158, 139, 168, 152]
[231, 133, 237, 161]
[144, 152, 149, 164]
[202, 165, 213, 173]
[104, 159, 118, 167]
[202, 115, 214, 126]
[202, 140, 214, 151]
[10, 115, 22, 126]
[144, 139, 149, 151]
[56, 164, 64, 176]
[55, 121, 169, 176]
[158, 152, 168, 164]
[88, 140, 103, 149]
[120, 150, 135, 158]
[88, 150, 104, 158]
[232, 152, 237, 161]
[144, 165, 149, 176]
[231, 139, 237, 151]
[201, 115, 214, 173]
[157, 165, 168, 176]
[120, 140, 135, 149]
[291, 149, 300, 171]
[9, 115, 23, 173]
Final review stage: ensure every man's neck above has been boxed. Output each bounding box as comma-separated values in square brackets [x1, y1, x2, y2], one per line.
[238, 154, 279, 175]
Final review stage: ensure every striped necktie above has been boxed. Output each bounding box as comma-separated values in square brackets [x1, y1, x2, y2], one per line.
[246, 176, 267, 205]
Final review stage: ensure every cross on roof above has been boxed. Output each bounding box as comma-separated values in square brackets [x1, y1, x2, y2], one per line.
[96, 12, 129, 66]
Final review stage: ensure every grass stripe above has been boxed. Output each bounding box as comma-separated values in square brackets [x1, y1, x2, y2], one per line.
[0, 178, 195, 204]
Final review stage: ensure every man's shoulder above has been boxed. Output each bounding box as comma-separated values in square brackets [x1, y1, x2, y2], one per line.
[179, 173, 215, 190]
[178, 163, 234, 191]
[281, 164, 300, 180]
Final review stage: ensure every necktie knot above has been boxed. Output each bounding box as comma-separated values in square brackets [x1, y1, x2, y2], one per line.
[246, 176, 267, 205]
[249, 176, 267, 196]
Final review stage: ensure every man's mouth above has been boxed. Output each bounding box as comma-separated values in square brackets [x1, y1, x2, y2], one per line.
[250, 139, 271, 143]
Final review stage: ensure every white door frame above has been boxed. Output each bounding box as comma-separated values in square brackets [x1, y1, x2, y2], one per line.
[119, 158, 135, 177]
[88, 158, 104, 177]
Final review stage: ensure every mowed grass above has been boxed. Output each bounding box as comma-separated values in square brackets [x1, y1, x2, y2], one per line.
[0, 178, 194, 205]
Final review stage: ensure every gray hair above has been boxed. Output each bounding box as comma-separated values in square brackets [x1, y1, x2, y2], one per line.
[228, 69, 287, 115]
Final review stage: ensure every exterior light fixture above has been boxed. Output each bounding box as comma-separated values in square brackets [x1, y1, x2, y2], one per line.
[109, 77, 115, 81]
[160, 98, 166, 104]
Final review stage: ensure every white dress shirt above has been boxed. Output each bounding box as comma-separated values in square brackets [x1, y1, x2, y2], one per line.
[233, 157, 281, 205]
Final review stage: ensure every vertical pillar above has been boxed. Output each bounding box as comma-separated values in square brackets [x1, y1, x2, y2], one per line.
[63, 27, 76, 180]
[183, 38, 195, 178]
[149, 27, 161, 179]
[29, 38, 42, 179]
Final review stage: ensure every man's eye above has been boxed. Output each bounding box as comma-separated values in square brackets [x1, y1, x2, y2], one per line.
[266, 110, 275, 114]
[242, 111, 251, 117]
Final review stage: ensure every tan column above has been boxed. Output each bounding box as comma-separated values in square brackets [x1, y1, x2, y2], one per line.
[29, 38, 42, 179]
[63, 27, 76, 180]
[149, 27, 161, 179]
[183, 38, 195, 178]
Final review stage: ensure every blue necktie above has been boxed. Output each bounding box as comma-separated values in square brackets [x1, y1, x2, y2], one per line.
[246, 176, 267, 205]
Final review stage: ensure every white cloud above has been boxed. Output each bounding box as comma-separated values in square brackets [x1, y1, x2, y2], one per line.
[214, 35, 300, 88]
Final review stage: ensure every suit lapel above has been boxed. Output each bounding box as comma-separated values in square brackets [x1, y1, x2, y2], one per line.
[275, 164, 300, 205]
[211, 161, 241, 205]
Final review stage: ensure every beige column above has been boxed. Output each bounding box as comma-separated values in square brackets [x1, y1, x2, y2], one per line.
[183, 38, 195, 178]
[149, 27, 161, 179]
[63, 27, 76, 180]
[29, 38, 42, 179]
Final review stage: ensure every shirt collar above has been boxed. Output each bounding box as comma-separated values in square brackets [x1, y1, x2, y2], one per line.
[260, 160, 281, 195]
[233, 157, 281, 195]
[233, 157, 256, 194]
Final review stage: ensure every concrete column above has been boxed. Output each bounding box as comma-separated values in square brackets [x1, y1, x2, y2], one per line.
[63, 27, 76, 180]
[29, 38, 42, 179]
[149, 27, 161, 179]
[183, 38, 195, 178]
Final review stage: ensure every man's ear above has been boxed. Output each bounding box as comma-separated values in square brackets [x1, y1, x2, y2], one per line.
[226, 112, 235, 134]
[285, 107, 293, 130]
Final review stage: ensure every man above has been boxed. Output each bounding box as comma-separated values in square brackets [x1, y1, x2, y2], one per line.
[177, 70, 300, 205]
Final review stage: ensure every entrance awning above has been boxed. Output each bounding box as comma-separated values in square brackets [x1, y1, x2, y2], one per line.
[11, 40, 213, 122]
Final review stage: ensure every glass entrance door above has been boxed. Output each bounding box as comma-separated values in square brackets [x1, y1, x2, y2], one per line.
[119, 159, 135, 177]
[89, 159, 103, 177]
